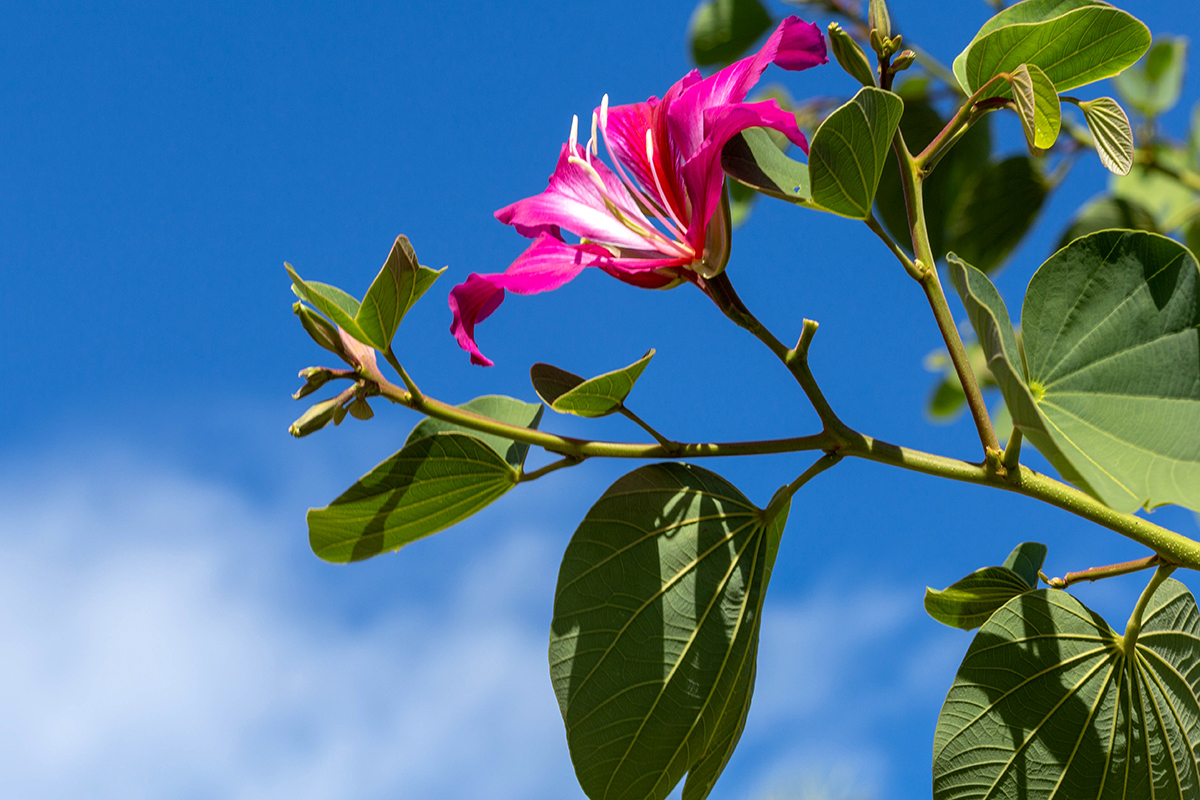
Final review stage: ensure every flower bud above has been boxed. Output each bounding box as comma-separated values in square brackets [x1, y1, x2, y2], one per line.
[293, 367, 335, 400]
[293, 301, 348, 360]
[891, 49, 916, 72]
[868, 0, 892, 39]
[828, 23, 876, 88]
[288, 395, 342, 438]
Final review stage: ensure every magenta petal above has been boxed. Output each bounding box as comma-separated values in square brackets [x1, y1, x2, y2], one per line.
[495, 144, 656, 251]
[771, 16, 828, 72]
[601, 99, 659, 196]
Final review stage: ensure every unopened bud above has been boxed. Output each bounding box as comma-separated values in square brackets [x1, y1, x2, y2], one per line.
[891, 49, 916, 72]
[828, 23, 876, 87]
[696, 187, 733, 280]
[868, 0, 892, 39]
[289, 396, 342, 438]
[294, 302, 348, 360]
[293, 367, 334, 400]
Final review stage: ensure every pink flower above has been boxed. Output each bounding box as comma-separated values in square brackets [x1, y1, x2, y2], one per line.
[450, 16, 827, 366]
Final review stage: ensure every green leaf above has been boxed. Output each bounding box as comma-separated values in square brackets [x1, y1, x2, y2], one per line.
[950, 232, 1200, 513]
[808, 87, 905, 219]
[933, 579, 1200, 800]
[876, 98, 993, 260]
[531, 350, 654, 418]
[953, 0, 1151, 95]
[925, 567, 1034, 630]
[354, 235, 445, 351]
[307, 432, 516, 563]
[721, 128, 812, 205]
[688, 0, 773, 67]
[286, 263, 368, 343]
[550, 463, 787, 800]
[1057, 195, 1158, 250]
[405, 395, 544, 470]
[1002, 540, 1049, 587]
[1113, 147, 1197, 229]
[1115, 36, 1189, 118]
[1080, 97, 1135, 176]
[945, 156, 1048, 273]
[1009, 63, 1061, 153]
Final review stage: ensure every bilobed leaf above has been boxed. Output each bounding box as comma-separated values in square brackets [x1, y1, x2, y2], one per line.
[946, 156, 1047, 273]
[925, 567, 1034, 630]
[1115, 36, 1189, 118]
[808, 87, 905, 219]
[1081, 97, 1135, 175]
[286, 263, 368, 343]
[949, 232, 1200, 513]
[1057, 195, 1157, 250]
[689, 0, 773, 67]
[933, 579, 1200, 800]
[354, 235, 445, 351]
[1009, 63, 1061, 153]
[405, 395, 544, 470]
[532, 350, 654, 418]
[550, 463, 788, 800]
[1002, 540, 1048, 588]
[307, 432, 516, 563]
[953, 0, 1151, 95]
[721, 128, 812, 205]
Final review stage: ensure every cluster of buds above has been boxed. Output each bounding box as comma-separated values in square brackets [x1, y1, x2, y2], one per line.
[827, 0, 914, 89]
[288, 300, 380, 437]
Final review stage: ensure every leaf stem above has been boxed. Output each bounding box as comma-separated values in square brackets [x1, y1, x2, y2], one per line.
[1002, 428, 1022, 470]
[1123, 564, 1176, 653]
[519, 455, 584, 483]
[1046, 554, 1166, 590]
[915, 74, 1009, 171]
[618, 407, 680, 453]
[383, 347, 424, 404]
[864, 213, 920, 278]
[763, 453, 843, 523]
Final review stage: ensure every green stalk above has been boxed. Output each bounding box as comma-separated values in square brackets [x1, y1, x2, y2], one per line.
[1123, 565, 1177, 653]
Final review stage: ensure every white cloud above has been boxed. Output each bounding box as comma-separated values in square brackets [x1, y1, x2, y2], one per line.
[0, 449, 958, 800]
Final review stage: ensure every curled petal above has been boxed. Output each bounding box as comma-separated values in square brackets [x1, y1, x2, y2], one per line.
[495, 144, 655, 251]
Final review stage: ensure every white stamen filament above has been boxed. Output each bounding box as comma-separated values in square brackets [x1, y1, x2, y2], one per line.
[645, 129, 688, 235]
[567, 154, 692, 258]
[568, 115, 579, 153]
[589, 111, 599, 156]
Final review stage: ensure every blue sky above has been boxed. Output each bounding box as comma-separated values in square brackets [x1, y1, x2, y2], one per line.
[2, 1, 1199, 798]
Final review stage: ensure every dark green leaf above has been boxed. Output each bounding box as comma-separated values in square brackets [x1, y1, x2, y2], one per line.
[722, 128, 812, 205]
[1081, 97, 1135, 175]
[950, 232, 1200, 513]
[1115, 36, 1189, 118]
[924, 567, 1033, 630]
[1009, 63, 1061, 153]
[307, 432, 516, 563]
[933, 579, 1200, 799]
[689, 0, 773, 67]
[808, 87, 905, 219]
[1057, 195, 1158, 250]
[1002, 541, 1048, 587]
[405, 395, 544, 470]
[550, 463, 787, 800]
[953, 0, 1151, 95]
[355, 235, 445, 351]
[532, 350, 654, 418]
[946, 156, 1047, 273]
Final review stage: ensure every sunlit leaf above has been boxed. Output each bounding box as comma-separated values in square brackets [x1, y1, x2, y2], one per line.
[286, 263, 367, 343]
[550, 463, 789, 800]
[925, 567, 1034, 630]
[405, 395, 544, 470]
[531, 350, 654, 418]
[355, 235, 445, 351]
[933, 579, 1200, 799]
[1081, 97, 1135, 176]
[808, 87, 905, 219]
[307, 432, 516, 563]
[1009, 63, 1061, 153]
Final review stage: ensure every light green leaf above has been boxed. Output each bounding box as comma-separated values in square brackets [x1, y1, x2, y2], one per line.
[531, 350, 654, 418]
[946, 156, 1048, 273]
[1009, 63, 1061, 153]
[405, 395, 544, 470]
[286, 263, 368, 343]
[354, 235, 445, 351]
[1002, 540, 1049, 588]
[1057, 195, 1157, 250]
[550, 463, 787, 800]
[808, 87, 905, 219]
[953, 0, 1151, 95]
[1113, 147, 1196, 228]
[689, 0, 773, 67]
[950, 232, 1200, 513]
[1115, 36, 1189, 118]
[1080, 97, 1135, 176]
[933, 579, 1200, 800]
[307, 432, 516, 563]
[721, 128, 812, 205]
[924, 567, 1034, 630]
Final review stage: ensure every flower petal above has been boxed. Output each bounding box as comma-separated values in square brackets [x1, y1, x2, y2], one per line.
[495, 144, 657, 251]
